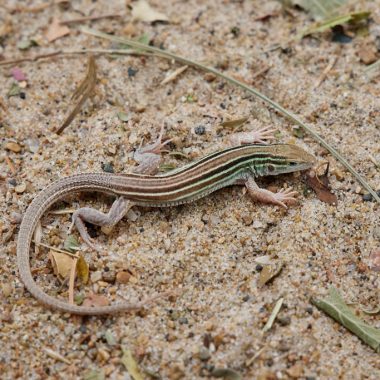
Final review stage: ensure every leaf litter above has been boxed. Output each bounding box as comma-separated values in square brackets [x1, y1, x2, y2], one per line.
[312, 286, 380, 353]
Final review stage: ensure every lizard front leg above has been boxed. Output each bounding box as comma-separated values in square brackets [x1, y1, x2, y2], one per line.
[72, 127, 170, 250]
[245, 176, 298, 209]
[229, 125, 276, 146]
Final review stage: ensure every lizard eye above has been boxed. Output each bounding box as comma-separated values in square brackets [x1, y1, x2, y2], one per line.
[268, 164, 275, 172]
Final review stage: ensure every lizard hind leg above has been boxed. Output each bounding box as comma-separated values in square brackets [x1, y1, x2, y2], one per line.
[70, 196, 132, 251]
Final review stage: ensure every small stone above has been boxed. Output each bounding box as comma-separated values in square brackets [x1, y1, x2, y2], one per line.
[194, 125, 206, 135]
[5, 142, 21, 153]
[362, 190, 380, 202]
[10, 212, 22, 224]
[331, 168, 344, 181]
[286, 364, 304, 378]
[126, 208, 140, 222]
[102, 271, 116, 283]
[374, 227, 380, 240]
[97, 348, 110, 362]
[204, 73, 216, 82]
[25, 138, 40, 153]
[101, 162, 114, 173]
[198, 347, 211, 361]
[1, 283, 12, 298]
[8, 178, 17, 186]
[242, 214, 253, 226]
[369, 249, 380, 272]
[15, 183, 26, 194]
[116, 271, 131, 284]
[358, 45, 377, 65]
[128, 67, 138, 77]
[90, 271, 102, 283]
[277, 316, 291, 326]
[178, 317, 188, 325]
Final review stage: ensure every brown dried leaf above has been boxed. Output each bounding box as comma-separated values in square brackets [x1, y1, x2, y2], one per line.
[306, 164, 338, 205]
[83, 292, 110, 307]
[49, 250, 73, 279]
[258, 261, 284, 287]
[45, 17, 70, 42]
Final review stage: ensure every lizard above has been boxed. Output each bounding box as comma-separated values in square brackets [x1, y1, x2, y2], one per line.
[16, 126, 315, 315]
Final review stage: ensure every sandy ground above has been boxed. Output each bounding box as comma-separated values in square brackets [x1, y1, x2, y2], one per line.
[0, 0, 379, 379]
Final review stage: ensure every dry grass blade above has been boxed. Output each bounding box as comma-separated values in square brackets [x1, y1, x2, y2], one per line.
[56, 55, 97, 134]
[81, 27, 380, 204]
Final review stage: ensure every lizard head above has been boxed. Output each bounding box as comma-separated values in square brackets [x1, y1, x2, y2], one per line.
[254, 144, 316, 177]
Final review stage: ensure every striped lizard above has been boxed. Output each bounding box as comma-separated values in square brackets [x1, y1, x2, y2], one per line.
[17, 127, 315, 315]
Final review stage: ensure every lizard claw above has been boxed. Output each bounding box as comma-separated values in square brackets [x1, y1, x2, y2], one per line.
[272, 187, 299, 209]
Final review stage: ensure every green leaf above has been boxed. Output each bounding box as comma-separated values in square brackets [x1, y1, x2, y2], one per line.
[105, 330, 117, 345]
[159, 163, 177, 172]
[121, 347, 144, 380]
[117, 111, 130, 122]
[312, 286, 380, 353]
[7, 82, 21, 97]
[300, 11, 371, 38]
[137, 33, 150, 45]
[83, 369, 105, 380]
[262, 298, 284, 332]
[74, 292, 84, 305]
[285, 0, 348, 20]
[63, 235, 80, 253]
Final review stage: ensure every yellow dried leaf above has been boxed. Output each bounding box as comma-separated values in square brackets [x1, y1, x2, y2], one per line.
[76, 254, 89, 284]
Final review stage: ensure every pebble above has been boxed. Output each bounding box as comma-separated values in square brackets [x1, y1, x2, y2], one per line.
[199, 347, 211, 361]
[1, 283, 13, 297]
[15, 183, 26, 194]
[90, 271, 102, 283]
[25, 138, 40, 153]
[5, 142, 21, 153]
[194, 125, 206, 135]
[116, 271, 131, 284]
[374, 227, 380, 241]
[102, 271, 116, 283]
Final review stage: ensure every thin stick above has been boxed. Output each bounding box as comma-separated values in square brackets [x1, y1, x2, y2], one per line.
[81, 27, 380, 204]
[314, 56, 337, 89]
[55, 55, 97, 134]
[0, 49, 150, 67]
[60, 13, 122, 25]
[33, 241, 78, 258]
[0, 51, 62, 66]
[5, 155, 17, 175]
[68, 255, 79, 304]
